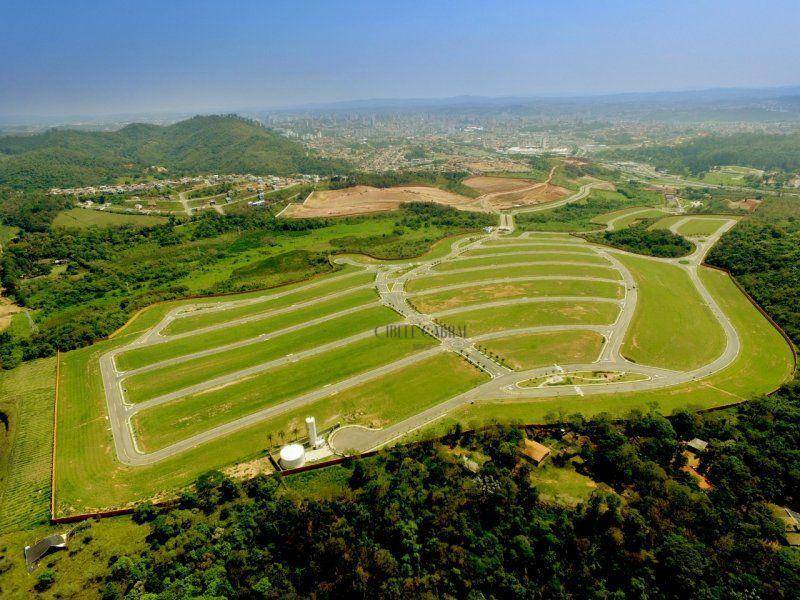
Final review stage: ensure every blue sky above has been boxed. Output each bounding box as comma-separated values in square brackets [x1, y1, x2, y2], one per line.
[1, 0, 799, 117]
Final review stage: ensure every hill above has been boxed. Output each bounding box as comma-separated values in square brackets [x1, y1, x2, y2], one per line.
[612, 132, 800, 176]
[0, 115, 345, 190]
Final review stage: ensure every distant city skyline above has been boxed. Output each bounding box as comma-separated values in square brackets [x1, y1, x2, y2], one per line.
[2, 0, 800, 118]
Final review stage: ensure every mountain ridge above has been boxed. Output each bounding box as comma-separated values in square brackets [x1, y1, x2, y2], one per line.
[0, 115, 345, 190]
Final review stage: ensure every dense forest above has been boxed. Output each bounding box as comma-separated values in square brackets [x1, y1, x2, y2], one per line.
[0, 115, 346, 190]
[586, 221, 693, 258]
[86, 383, 800, 598]
[707, 196, 800, 345]
[616, 132, 800, 176]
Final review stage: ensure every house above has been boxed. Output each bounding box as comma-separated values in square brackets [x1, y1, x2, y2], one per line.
[25, 533, 68, 567]
[685, 438, 708, 453]
[519, 438, 551, 466]
[680, 439, 712, 490]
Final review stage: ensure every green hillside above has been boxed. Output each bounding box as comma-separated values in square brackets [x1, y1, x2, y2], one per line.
[612, 132, 800, 176]
[0, 115, 345, 189]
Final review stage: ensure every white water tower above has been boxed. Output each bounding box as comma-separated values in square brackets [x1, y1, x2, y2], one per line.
[306, 416, 323, 448]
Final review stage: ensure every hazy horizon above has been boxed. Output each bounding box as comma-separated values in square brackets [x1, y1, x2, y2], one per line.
[2, 0, 800, 118]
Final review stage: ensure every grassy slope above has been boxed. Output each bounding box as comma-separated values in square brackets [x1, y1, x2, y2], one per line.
[591, 207, 665, 229]
[50, 264, 796, 515]
[406, 264, 622, 293]
[619, 254, 726, 370]
[132, 333, 438, 451]
[123, 306, 400, 403]
[649, 216, 684, 230]
[272, 352, 489, 440]
[461, 244, 596, 256]
[516, 188, 646, 232]
[0, 517, 146, 598]
[421, 267, 794, 432]
[116, 287, 378, 371]
[52, 208, 167, 229]
[0, 358, 56, 532]
[434, 252, 610, 272]
[676, 218, 729, 237]
[531, 462, 603, 507]
[412, 280, 623, 314]
[436, 301, 620, 336]
[480, 330, 604, 370]
[53, 299, 483, 513]
[161, 271, 375, 336]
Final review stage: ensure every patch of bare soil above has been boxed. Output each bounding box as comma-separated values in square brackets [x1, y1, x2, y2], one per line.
[728, 198, 761, 213]
[463, 176, 535, 195]
[0, 296, 22, 331]
[283, 185, 483, 218]
[224, 457, 275, 480]
[486, 183, 570, 210]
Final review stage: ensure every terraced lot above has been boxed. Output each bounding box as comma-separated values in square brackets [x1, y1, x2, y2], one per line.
[48, 211, 793, 516]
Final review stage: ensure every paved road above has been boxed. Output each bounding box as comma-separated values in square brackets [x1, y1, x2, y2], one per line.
[329, 216, 742, 453]
[511, 181, 603, 214]
[97, 207, 745, 464]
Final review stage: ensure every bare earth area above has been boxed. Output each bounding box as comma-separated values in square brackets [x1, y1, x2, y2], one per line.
[283, 185, 484, 217]
[463, 176, 537, 195]
[486, 182, 571, 210]
[466, 167, 571, 211]
[0, 296, 22, 330]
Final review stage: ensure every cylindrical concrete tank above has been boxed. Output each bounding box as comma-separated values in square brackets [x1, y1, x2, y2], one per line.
[305, 416, 318, 447]
[279, 443, 306, 469]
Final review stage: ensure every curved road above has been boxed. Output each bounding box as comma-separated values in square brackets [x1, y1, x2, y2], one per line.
[97, 197, 744, 464]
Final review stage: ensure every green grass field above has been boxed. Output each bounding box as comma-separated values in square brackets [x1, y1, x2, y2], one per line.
[52, 208, 167, 229]
[649, 216, 684, 231]
[161, 270, 375, 336]
[0, 358, 56, 532]
[406, 263, 623, 293]
[53, 299, 484, 514]
[676, 218, 729, 237]
[132, 333, 438, 451]
[434, 252, 610, 272]
[530, 462, 604, 507]
[425, 267, 794, 432]
[697, 166, 761, 186]
[619, 255, 726, 370]
[411, 279, 623, 314]
[123, 306, 401, 403]
[480, 330, 605, 370]
[436, 300, 620, 336]
[591, 207, 665, 229]
[43, 215, 796, 519]
[461, 244, 596, 256]
[0, 517, 146, 597]
[483, 234, 576, 245]
[515, 188, 648, 232]
[116, 286, 379, 371]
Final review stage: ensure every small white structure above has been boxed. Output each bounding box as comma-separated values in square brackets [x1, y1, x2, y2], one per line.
[279, 443, 306, 469]
[306, 416, 324, 448]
